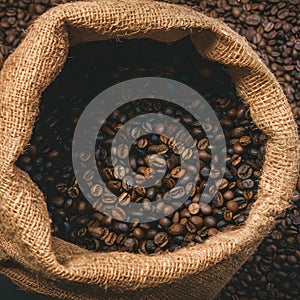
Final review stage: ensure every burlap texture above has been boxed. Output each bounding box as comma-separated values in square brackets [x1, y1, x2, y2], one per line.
[0, 0, 298, 299]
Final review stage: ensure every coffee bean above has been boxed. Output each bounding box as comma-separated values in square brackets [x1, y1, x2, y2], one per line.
[246, 14, 261, 26]
[154, 232, 169, 247]
[169, 223, 185, 236]
[240, 179, 255, 189]
[170, 166, 185, 178]
[111, 207, 126, 221]
[137, 137, 148, 149]
[169, 186, 185, 199]
[132, 228, 144, 239]
[50, 196, 64, 207]
[204, 216, 217, 228]
[148, 144, 168, 155]
[190, 216, 203, 227]
[211, 191, 224, 207]
[116, 143, 129, 158]
[200, 203, 212, 215]
[88, 225, 104, 238]
[112, 222, 129, 233]
[145, 240, 156, 253]
[145, 154, 166, 168]
[90, 184, 103, 197]
[188, 203, 200, 215]
[237, 164, 253, 179]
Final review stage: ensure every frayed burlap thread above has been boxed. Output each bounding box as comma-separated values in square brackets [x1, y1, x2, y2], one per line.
[0, 1, 298, 299]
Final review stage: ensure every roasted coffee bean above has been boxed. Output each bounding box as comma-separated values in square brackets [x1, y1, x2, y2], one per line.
[132, 227, 145, 239]
[169, 186, 185, 199]
[204, 216, 217, 228]
[114, 165, 126, 179]
[200, 203, 212, 215]
[153, 232, 169, 247]
[237, 164, 253, 179]
[226, 200, 239, 213]
[169, 223, 185, 236]
[88, 225, 104, 238]
[190, 216, 203, 227]
[188, 203, 200, 215]
[170, 166, 185, 178]
[112, 222, 129, 233]
[145, 240, 156, 253]
[148, 144, 168, 155]
[145, 154, 166, 168]
[162, 204, 174, 216]
[240, 179, 255, 189]
[90, 184, 103, 197]
[232, 127, 249, 139]
[211, 191, 224, 207]
[116, 143, 129, 158]
[50, 196, 64, 207]
[137, 137, 148, 149]
[111, 207, 126, 221]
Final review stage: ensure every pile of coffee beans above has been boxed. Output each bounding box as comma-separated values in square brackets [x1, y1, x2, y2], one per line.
[0, 0, 67, 68]
[1, 0, 299, 298]
[16, 37, 265, 254]
[219, 197, 300, 299]
[172, 0, 300, 133]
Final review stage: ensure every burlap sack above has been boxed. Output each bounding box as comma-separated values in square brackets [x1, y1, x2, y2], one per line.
[0, 0, 298, 299]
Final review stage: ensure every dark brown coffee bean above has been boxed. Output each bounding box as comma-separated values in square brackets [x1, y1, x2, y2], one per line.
[111, 207, 126, 221]
[239, 136, 251, 147]
[123, 238, 137, 252]
[200, 203, 212, 215]
[204, 216, 217, 228]
[237, 164, 253, 179]
[67, 186, 80, 198]
[190, 216, 203, 227]
[211, 191, 224, 207]
[144, 229, 157, 240]
[132, 228, 144, 239]
[217, 178, 229, 190]
[159, 217, 171, 229]
[148, 144, 168, 154]
[169, 186, 186, 199]
[233, 143, 244, 154]
[107, 180, 121, 192]
[50, 196, 64, 207]
[240, 179, 255, 189]
[118, 192, 131, 206]
[223, 190, 235, 201]
[232, 127, 248, 139]
[246, 14, 261, 26]
[169, 223, 185, 236]
[137, 137, 148, 149]
[145, 154, 166, 168]
[112, 222, 129, 233]
[198, 150, 211, 161]
[88, 225, 104, 238]
[166, 155, 179, 169]
[226, 200, 239, 213]
[104, 232, 117, 246]
[154, 232, 169, 247]
[162, 204, 174, 216]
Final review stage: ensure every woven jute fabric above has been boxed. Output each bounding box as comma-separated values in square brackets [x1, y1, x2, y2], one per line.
[0, 0, 298, 299]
